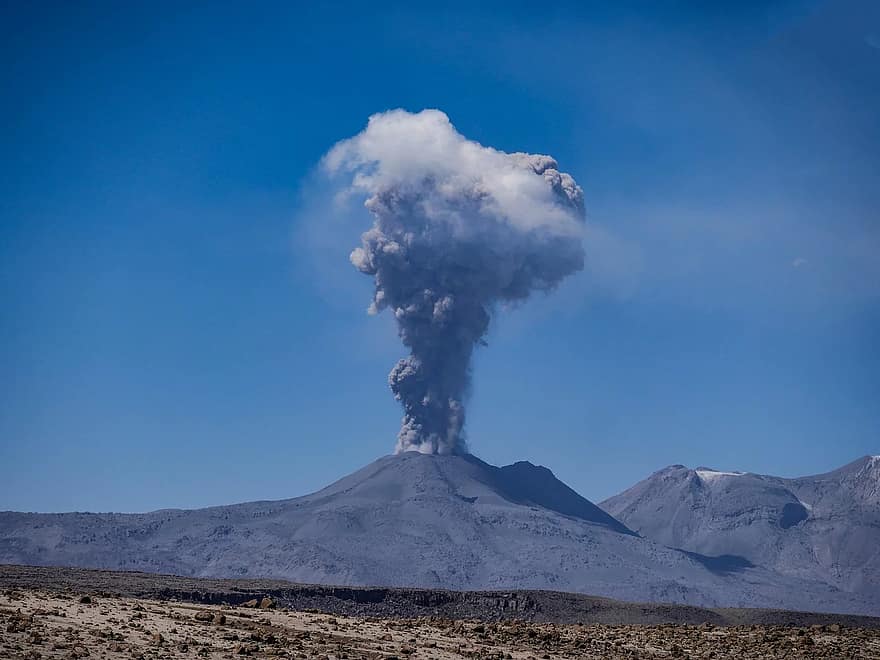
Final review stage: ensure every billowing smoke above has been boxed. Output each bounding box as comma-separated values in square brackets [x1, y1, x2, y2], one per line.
[323, 109, 585, 455]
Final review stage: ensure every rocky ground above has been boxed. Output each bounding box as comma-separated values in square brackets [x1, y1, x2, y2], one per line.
[2, 566, 880, 659]
[2, 588, 880, 659]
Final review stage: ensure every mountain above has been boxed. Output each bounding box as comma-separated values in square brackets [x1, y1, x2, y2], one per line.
[2, 452, 878, 615]
[601, 455, 880, 597]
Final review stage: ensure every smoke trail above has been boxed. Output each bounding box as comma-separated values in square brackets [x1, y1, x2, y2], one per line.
[324, 109, 585, 454]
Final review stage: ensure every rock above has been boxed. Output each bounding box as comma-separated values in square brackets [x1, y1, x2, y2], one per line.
[259, 597, 275, 609]
[241, 599, 259, 608]
[78, 596, 92, 604]
[194, 611, 213, 621]
[213, 613, 226, 625]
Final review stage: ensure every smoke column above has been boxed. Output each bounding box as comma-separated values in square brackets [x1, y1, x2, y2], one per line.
[323, 109, 585, 454]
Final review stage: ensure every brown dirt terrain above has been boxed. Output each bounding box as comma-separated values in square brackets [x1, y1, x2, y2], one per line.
[1, 565, 879, 659]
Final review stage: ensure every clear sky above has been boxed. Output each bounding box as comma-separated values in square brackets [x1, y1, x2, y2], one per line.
[2, 1, 878, 513]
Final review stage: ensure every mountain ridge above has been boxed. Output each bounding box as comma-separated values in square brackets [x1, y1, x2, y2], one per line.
[2, 452, 878, 615]
[601, 454, 880, 598]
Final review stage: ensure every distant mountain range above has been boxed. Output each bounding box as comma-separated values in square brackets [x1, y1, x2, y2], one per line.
[2, 452, 878, 615]
[601, 455, 880, 598]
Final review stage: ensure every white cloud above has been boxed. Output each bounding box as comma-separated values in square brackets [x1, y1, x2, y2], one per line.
[322, 109, 584, 237]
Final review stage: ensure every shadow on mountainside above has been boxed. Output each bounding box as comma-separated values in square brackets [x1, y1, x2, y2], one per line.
[462, 454, 635, 535]
[680, 550, 755, 574]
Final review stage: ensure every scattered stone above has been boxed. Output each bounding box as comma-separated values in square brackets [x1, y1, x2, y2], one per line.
[1, 572, 878, 660]
[234, 642, 260, 655]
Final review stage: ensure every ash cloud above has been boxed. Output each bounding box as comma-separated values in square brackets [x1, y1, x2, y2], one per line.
[323, 109, 585, 455]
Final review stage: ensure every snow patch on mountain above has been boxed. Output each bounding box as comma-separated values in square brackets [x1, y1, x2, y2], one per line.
[601, 455, 880, 603]
[695, 469, 745, 483]
[796, 497, 814, 512]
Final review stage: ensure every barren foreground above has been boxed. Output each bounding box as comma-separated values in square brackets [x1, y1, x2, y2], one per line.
[2, 566, 880, 659]
[3, 588, 880, 660]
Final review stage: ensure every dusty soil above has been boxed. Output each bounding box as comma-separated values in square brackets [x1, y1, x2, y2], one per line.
[3, 588, 880, 660]
[1, 566, 879, 659]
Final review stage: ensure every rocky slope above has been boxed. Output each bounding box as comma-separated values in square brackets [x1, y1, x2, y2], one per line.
[601, 455, 880, 597]
[2, 453, 878, 615]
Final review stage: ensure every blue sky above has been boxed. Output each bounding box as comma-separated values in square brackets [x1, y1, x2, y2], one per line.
[1, 0, 878, 512]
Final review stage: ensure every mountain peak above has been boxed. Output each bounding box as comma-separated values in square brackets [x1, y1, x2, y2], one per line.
[600, 454, 880, 599]
[322, 452, 633, 535]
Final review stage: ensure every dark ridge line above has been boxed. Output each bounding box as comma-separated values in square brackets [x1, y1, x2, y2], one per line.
[2, 564, 879, 629]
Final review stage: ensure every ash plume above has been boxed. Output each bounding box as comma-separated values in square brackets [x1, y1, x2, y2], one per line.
[323, 109, 585, 455]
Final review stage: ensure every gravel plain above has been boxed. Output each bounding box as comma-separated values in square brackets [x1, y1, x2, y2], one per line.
[2, 566, 880, 659]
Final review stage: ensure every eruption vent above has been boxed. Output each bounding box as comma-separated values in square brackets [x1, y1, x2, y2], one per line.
[324, 109, 585, 454]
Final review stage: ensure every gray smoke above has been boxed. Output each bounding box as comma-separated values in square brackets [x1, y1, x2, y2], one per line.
[323, 109, 585, 454]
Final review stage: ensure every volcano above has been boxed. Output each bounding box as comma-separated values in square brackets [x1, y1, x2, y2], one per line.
[601, 455, 880, 598]
[2, 452, 878, 615]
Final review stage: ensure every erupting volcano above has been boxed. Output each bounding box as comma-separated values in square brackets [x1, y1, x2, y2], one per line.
[324, 109, 585, 454]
